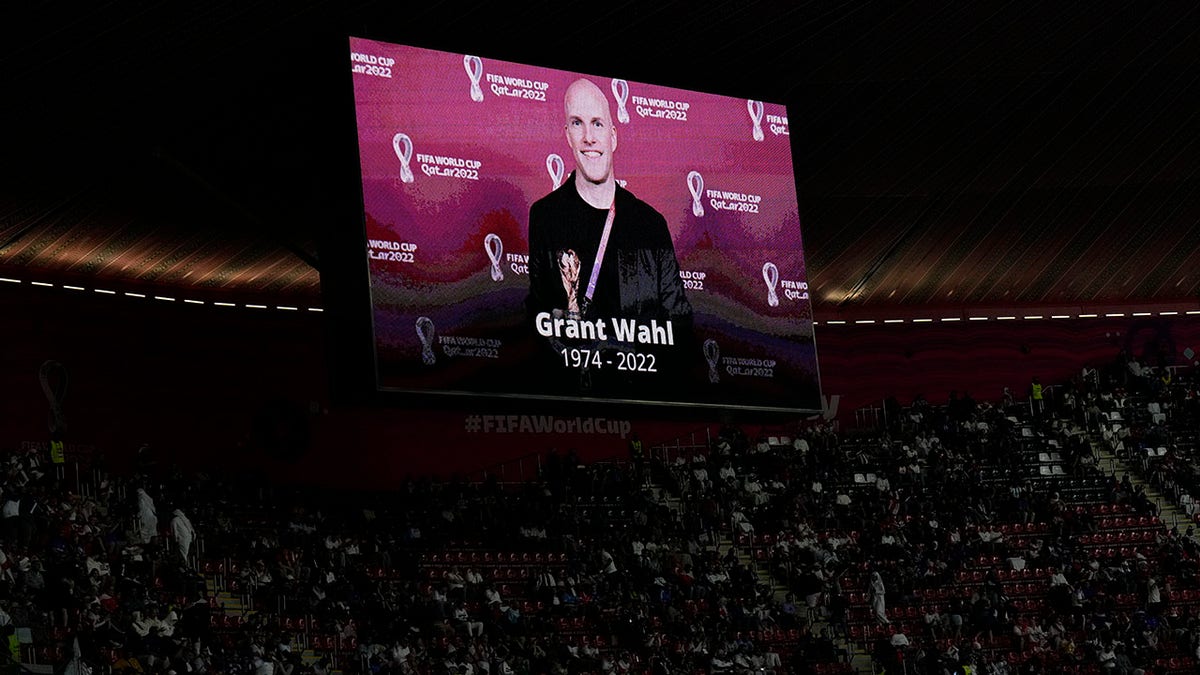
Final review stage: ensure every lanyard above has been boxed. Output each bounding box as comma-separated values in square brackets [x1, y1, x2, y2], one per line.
[579, 200, 615, 318]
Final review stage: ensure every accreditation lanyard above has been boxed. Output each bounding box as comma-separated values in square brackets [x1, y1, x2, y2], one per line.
[579, 200, 616, 318]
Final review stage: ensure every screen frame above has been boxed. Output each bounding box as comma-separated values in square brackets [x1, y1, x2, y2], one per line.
[331, 34, 822, 415]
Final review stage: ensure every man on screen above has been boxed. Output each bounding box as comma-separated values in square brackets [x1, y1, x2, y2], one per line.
[527, 78, 693, 392]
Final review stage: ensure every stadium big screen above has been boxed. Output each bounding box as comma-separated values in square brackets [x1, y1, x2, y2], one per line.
[350, 37, 820, 412]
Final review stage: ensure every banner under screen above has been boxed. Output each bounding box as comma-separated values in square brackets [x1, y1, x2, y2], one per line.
[351, 37, 820, 412]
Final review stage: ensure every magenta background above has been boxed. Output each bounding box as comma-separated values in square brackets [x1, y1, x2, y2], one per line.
[350, 37, 816, 408]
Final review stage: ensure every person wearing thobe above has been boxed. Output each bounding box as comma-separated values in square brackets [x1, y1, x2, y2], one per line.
[171, 508, 196, 565]
[869, 571, 889, 624]
[136, 488, 157, 544]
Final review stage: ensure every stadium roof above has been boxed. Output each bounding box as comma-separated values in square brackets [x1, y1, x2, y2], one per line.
[2, 2, 1197, 313]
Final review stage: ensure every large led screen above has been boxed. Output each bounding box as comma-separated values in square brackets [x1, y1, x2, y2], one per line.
[351, 37, 819, 412]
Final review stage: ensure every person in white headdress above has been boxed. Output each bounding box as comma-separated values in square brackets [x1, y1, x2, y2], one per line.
[136, 488, 157, 544]
[171, 508, 197, 565]
[869, 571, 889, 624]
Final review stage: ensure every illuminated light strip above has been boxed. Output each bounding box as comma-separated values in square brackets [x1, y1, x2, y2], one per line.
[854, 319, 875, 324]
[1051, 315, 1070, 319]
[1079, 313, 1098, 318]
[1187, 310, 1200, 315]
[969, 316, 988, 321]
[0, 274, 321, 312]
[1161, 311, 1178, 316]
[1132, 312, 1152, 316]
[826, 320, 846, 325]
[1106, 313, 1125, 317]
[884, 319, 904, 324]
[997, 316, 1015, 320]
[913, 318, 932, 323]
[940, 317, 960, 322]
[1024, 315, 1044, 320]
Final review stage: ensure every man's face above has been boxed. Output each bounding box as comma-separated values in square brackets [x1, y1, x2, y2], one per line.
[564, 81, 617, 185]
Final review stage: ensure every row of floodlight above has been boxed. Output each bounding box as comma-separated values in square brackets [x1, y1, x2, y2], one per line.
[5, 275, 1187, 323]
[0, 276, 322, 313]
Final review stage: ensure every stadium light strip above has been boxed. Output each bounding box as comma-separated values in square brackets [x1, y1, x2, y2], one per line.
[2, 273, 1194, 322]
[813, 309, 1200, 325]
[0, 274, 323, 312]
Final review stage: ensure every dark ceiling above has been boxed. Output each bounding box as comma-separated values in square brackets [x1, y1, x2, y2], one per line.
[2, 2, 1198, 312]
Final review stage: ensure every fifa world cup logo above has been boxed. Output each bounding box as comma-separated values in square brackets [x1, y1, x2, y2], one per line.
[484, 234, 504, 282]
[747, 99, 765, 142]
[415, 317, 436, 365]
[703, 339, 721, 383]
[464, 55, 484, 102]
[546, 154, 564, 190]
[687, 171, 704, 217]
[392, 132, 414, 183]
[763, 262, 780, 307]
[611, 79, 630, 123]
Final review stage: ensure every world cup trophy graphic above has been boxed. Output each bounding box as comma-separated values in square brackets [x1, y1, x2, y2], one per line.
[703, 339, 721, 384]
[484, 234, 504, 282]
[392, 132, 414, 183]
[747, 99, 765, 142]
[762, 262, 780, 307]
[415, 316, 437, 365]
[558, 249, 582, 318]
[687, 171, 704, 217]
[464, 55, 484, 102]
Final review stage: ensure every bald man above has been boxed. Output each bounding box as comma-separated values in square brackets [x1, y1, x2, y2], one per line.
[526, 78, 692, 393]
